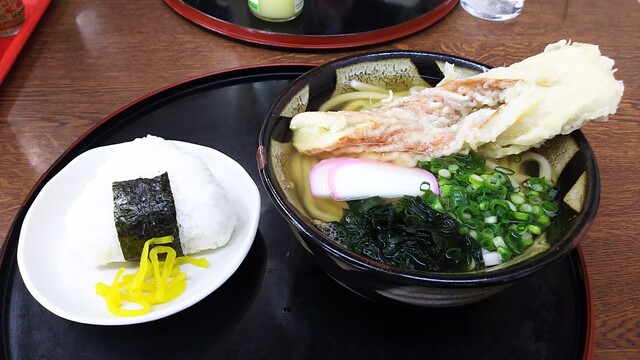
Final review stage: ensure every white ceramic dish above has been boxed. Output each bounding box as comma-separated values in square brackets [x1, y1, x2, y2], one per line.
[17, 140, 260, 326]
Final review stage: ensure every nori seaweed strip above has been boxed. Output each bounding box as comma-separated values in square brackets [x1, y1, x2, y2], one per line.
[112, 172, 183, 260]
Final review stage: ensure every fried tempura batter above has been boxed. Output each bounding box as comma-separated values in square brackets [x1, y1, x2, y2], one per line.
[289, 40, 624, 163]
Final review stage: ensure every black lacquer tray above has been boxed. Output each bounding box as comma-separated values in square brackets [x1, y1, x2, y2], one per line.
[164, 0, 458, 50]
[1, 65, 593, 359]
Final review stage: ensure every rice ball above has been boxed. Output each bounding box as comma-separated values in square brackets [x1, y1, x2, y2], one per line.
[65, 135, 236, 266]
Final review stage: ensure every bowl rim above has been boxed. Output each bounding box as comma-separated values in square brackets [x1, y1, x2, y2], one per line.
[258, 50, 601, 287]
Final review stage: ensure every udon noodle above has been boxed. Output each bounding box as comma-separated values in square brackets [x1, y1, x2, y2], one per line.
[318, 80, 428, 112]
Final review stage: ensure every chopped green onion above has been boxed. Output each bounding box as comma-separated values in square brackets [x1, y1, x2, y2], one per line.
[484, 175, 501, 190]
[537, 214, 551, 227]
[497, 247, 512, 261]
[505, 233, 524, 255]
[449, 196, 468, 208]
[526, 178, 550, 192]
[529, 195, 543, 205]
[421, 190, 445, 213]
[492, 236, 506, 249]
[480, 228, 495, 240]
[469, 174, 484, 188]
[430, 158, 444, 171]
[417, 154, 560, 265]
[420, 181, 432, 192]
[494, 166, 515, 175]
[510, 192, 526, 205]
[492, 171, 509, 184]
[531, 205, 543, 216]
[519, 203, 534, 213]
[417, 160, 430, 168]
[513, 211, 530, 221]
[527, 190, 540, 197]
[542, 201, 559, 215]
[513, 223, 528, 234]
[484, 215, 498, 224]
[440, 184, 453, 198]
[528, 224, 542, 235]
[457, 206, 474, 220]
[438, 168, 452, 179]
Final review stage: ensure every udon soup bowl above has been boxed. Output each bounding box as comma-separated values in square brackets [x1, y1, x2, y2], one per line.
[257, 51, 600, 307]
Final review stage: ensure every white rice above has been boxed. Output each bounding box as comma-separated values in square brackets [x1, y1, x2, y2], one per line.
[65, 135, 236, 266]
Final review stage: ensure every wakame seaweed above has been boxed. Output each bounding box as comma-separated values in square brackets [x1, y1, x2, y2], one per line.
[335, 196, 483, 272]
[112, 172, 183, 260]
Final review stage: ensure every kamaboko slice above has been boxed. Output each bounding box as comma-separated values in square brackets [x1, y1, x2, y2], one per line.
[309, 158, 438, 201]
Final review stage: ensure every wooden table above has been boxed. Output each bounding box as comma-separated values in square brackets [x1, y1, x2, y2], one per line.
[1, 0, 638, 358]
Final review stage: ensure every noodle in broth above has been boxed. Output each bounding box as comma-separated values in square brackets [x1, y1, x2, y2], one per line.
[285, 80, 558, 271]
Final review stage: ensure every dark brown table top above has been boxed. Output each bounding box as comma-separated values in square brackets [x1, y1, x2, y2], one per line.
[1, 1, 638, 357]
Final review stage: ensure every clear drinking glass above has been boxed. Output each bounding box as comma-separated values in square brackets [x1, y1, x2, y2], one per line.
[248, 0, 304, 22]
[0, 0, 25, 37]
[460, 0, 525, 21]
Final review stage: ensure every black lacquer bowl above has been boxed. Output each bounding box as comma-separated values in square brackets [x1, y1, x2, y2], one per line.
[257, 51, 601, 307]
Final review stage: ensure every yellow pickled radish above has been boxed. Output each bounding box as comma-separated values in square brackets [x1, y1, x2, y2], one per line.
[95, 236, 208, 317]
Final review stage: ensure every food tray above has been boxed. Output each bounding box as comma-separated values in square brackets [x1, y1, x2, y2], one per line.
[0, 0, 51, 84]
[0, 65, 593, 359]
[164, 0, 457, 50]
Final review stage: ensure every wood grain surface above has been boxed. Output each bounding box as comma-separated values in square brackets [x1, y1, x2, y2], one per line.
[1, 0, 638, 358]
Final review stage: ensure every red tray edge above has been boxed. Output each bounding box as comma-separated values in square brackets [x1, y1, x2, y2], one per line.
[0, 0, 52, 85]
[163, 0, 458, 50]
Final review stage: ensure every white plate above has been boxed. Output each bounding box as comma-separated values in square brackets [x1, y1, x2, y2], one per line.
[17, 140, 260, 326]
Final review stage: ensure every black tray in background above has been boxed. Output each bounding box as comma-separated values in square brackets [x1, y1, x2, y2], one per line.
[164, 0, 458, 50]
[1, 65, 592, 359]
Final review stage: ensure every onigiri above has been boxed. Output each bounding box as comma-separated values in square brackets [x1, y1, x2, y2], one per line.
[65, 135, 236, 266]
